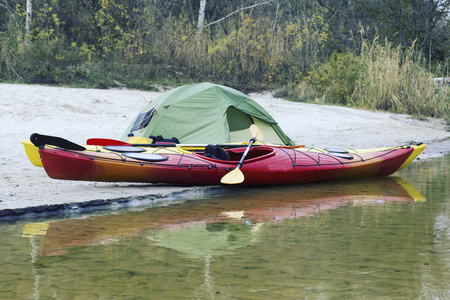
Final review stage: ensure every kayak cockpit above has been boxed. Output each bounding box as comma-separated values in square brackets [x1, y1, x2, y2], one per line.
[194, 146, 276, 163]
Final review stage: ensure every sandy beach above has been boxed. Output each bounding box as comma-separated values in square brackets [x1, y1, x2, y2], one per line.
[1, 83, 449, 215]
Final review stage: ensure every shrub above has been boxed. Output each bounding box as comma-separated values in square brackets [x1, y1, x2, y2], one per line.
[305, 52, 360, 105]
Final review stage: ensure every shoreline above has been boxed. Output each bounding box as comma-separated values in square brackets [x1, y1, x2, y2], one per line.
[1, 83, 449, 217]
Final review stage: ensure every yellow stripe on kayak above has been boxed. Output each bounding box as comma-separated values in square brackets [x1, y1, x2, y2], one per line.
[398, 143, 426, 170]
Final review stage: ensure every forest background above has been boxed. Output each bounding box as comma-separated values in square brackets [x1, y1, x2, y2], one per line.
[0, 0, 449, 119]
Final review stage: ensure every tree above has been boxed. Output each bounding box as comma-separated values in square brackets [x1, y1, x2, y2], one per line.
[420, 0, 450, 62]
[25, 0, 31, 48]
[197, 0, 206, 30]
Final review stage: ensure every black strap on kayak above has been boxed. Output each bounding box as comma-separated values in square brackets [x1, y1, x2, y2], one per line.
[30, 133, 86, 151]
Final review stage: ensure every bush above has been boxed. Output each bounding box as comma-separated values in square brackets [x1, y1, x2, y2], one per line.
[305, 52, 360, 105]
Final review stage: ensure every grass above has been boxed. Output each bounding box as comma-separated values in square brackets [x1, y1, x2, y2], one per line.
[275, 40, 449, 121]
[351, 40, 449, 119]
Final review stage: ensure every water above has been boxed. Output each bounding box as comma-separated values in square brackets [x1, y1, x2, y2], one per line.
[0, 155, 449, 299]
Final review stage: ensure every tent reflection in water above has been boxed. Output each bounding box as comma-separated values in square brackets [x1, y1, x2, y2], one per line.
[148, 215, 261, 297]
[121, 82, 294, 146]
[149, 215, 258, 260]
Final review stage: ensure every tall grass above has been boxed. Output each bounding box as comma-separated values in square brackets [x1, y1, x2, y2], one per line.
[351, 40, 449, 119]
[0, 4, 23, 80]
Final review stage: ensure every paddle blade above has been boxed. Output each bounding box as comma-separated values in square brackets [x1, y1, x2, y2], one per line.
[221, 125, 262, 185]
[87, 138, 131, 146]
[250, 124, 264, 141]
[220, 168, 244, 185]
[30, 133, 86, 151]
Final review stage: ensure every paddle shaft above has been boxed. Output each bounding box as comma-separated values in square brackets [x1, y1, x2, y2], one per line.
[130, 143, 260, 149]
[235, 137, 256, 169]
[86, 137, 264, 149]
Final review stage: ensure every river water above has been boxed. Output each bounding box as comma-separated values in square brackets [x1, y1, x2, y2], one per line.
[0, 154, 449, 299]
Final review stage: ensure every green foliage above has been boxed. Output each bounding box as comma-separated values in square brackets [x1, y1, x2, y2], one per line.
[207, 17, 273, 85]
[0, 0, 449, 119]
[306, 52, 360, 104]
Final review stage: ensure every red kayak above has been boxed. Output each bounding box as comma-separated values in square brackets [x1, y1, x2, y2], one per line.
[38, 143, 421, 186]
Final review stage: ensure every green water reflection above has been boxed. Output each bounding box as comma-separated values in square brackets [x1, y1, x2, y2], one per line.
[0, 155, 449, 299]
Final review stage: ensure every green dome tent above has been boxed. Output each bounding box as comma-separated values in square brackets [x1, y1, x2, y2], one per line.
[121, 82, 294, 146]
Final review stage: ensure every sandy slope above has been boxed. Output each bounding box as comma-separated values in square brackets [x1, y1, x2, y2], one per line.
[1, 83, 449, 212]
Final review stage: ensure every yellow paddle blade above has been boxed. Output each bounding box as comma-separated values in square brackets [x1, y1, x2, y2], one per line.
[221, 125, 262, 185]
[22, 140, 43, 167]
[220, 168, 244, 185]
[250, 124, 264, 141]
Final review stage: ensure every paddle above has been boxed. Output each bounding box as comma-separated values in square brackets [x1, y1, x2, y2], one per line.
[220, 124, 264, 185]
[30, 133, 86, 151]
[87, 137, 263, 149]
[86, 138, 131, 146]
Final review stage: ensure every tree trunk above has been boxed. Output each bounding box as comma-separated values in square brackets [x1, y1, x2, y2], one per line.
[25, 0, 32, 48]
[411, 0, 417, 41]
[197, 0, 206, 30]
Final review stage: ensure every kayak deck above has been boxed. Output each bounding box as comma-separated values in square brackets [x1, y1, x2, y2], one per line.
[37, 144, 420, 185]
[22, 139, 426, 171]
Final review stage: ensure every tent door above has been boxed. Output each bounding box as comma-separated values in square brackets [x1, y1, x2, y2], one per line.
[226, 107, 253, 142]
[226, 107, 285, 145]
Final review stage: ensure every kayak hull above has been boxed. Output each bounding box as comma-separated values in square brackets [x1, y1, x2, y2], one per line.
[38, 145, 418, 186]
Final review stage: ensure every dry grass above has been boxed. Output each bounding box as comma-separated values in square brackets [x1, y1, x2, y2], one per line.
[351, 40, 449, 119]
